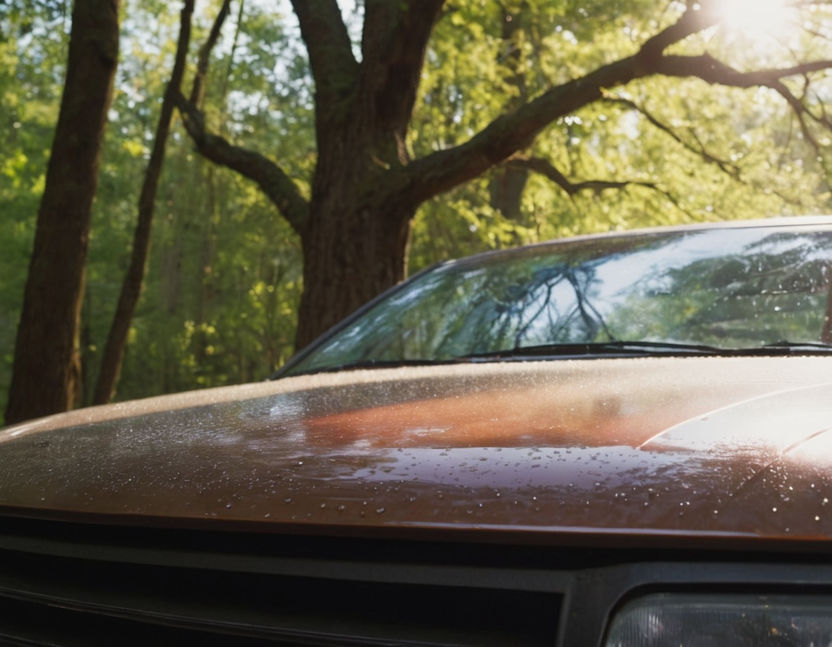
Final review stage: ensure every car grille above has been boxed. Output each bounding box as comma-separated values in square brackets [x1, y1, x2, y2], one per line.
[0, 520, 562, 646]
[3, 516, 832, 647]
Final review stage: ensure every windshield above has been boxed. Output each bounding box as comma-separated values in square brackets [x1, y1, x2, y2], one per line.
[285, 223, 832, 375]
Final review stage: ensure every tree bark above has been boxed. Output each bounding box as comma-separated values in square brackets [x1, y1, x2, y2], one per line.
[93, 0, 194, 405]
[295, 193, 415, 349]
[489, 3, 531, 224]
[5, 0, 119, 425]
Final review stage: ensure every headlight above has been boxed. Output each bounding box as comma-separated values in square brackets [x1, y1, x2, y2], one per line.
[604, 593, 832, 646]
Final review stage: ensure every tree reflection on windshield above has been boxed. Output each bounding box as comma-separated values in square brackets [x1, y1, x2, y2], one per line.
[288, 225, 832, 375]
[609, 231, 832, 347]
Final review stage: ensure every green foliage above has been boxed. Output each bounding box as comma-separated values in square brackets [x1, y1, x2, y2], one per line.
[5, 0, 832, 417]
[78, 1, 299, 403]
[411, 0, 832, 273]
[110, 155, 302, 400]
[0, 0, 306, 418]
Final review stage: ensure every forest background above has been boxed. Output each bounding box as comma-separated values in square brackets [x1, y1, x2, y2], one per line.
[3, 0, 832, 425]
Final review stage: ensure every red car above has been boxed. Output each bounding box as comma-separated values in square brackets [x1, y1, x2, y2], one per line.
[3, 218, 832, 645]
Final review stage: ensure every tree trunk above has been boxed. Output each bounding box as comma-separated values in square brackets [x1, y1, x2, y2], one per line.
[490, 166, 530, 223]
[295, 193, 414, 349]
[4, 0, 119, 425]
[488, 2, 530, 226]
[93, 0, 193, 405]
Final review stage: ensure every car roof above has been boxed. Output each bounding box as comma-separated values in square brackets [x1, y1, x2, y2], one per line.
[439, 215, 832, 271]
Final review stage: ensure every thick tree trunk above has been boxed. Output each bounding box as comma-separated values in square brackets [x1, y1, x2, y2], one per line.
[4, 0, 119, 425]
[295, 194, 414, 350]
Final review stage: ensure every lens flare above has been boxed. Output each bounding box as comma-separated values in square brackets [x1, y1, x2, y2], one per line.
[715, 0, 793, 39]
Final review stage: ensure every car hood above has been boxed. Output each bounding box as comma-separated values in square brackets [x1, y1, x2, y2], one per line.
[2, 357, 832, 545]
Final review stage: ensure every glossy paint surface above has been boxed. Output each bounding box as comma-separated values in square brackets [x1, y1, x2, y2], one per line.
[2, 357, 832, 543]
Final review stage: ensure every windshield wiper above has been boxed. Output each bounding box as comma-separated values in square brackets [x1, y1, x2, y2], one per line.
[460, 340, 728, 360]
[462, 339, 832, 361]
[285, 340, 832, 378]
[300, 358, 460, 375]
[759, 340, 832, 353]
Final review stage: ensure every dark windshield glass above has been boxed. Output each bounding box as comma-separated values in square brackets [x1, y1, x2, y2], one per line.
[286, 224, 832, 375]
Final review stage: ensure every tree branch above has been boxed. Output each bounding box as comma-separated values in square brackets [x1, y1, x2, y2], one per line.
[175, 93, 309, 235]
[290, 0, 358, 114]
[654, 53, 832, 89]
[401, 4, 832, 209]
[177, 0, 309, 234]
[636, 1, 714, 61]
[509, 156, 677, 203]
[218, 0, 246, 103]
[655, 52, 832, 172]
[400, 4, 719, 205]
[190, 0, 231, 106]
[359, 0, 445, 141]
[601, 96, 741, 179]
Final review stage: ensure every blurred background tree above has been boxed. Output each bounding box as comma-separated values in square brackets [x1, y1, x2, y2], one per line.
[3, 0, 832, 423]
[4, 0, 119, 424]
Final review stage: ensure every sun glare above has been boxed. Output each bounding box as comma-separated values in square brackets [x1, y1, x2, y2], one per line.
[715, 0, 794, 40]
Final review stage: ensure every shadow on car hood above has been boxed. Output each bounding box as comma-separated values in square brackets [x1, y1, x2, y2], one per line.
[2, 357, 832, 545]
